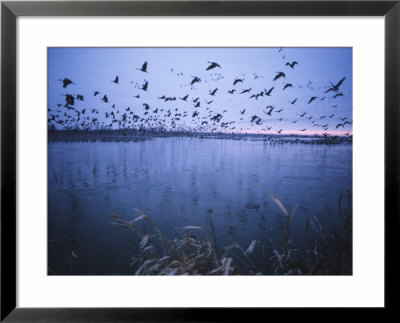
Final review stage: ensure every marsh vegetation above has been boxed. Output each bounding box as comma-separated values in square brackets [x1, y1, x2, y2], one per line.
[109, 190, 352, 275]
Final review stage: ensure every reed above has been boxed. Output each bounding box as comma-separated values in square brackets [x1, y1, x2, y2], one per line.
[110, 191, 352, 275]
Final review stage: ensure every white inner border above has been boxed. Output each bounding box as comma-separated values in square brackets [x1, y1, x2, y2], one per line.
[17, 17, 384, 308]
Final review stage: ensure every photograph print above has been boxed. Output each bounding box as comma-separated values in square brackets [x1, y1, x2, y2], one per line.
[48, 47, 352, 275]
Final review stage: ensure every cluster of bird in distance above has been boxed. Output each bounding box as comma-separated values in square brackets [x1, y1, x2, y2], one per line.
[48, 47, 352, 139]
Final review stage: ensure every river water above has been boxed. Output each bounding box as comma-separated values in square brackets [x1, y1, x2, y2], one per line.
[48, 138, 352, 274]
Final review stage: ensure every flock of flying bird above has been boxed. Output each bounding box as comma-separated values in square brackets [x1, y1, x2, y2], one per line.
[49, 49, 352, 137]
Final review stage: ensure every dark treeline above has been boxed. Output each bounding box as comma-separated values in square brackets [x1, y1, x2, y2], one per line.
[48, 127, 352, 145]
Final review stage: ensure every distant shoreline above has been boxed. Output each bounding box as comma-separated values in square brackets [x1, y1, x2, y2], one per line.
[48, 130, 352, 145]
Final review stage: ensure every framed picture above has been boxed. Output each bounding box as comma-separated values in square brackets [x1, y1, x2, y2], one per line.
[1, 0, 398, 320]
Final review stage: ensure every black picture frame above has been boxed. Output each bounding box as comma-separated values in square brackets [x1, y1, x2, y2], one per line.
[1, 0, 399, 321]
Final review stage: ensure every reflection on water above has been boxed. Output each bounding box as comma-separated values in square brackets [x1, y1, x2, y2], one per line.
[48, 138, 352, 275]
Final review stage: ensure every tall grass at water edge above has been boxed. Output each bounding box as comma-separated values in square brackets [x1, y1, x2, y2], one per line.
[109, 191, 352, 275]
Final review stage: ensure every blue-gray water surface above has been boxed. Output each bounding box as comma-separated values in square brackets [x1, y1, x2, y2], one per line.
[48, 138, 352, 275]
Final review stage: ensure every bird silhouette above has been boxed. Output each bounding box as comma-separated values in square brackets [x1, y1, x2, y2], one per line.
[265, 87, 274, 96]
[286, 61, 298, 69]
[254, 91, 264, 100]
[283, 83, 293, 90]
[332, 92, 344, 98]
[191, 76, 201, 85]
[233, 78, 243, 85]
[64, 94, 74, 107]
[206, 62, 221, 70]
[211, 113, 222, 122]
[308, 96, 318, 104]
[111, 76, 119, 84]
[264, 106, 274, 116]
[102, 95, 108, 103]
[59, 78, 75, 88]
[137, 61, 148, 73]
[251, 115, 261, 123]
[240, 88, 251, 94]
[209, 88, 218, 96]
[141, 80, 149, 91]
[289, 98, 297, 105]
[325, 77, 346, 93]
[273, 72, 286, 81]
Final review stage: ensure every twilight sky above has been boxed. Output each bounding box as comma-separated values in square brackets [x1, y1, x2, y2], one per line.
[48, 47, 352, 135]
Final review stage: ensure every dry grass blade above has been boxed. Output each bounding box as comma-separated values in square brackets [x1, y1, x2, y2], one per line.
[271, 249, 282, 262]
[178, 212, 188, 222]
[210, 257, 234, 275]
[142, 246, 154, 253]
[158, 256, 171, 263]
[311, 215, 323, 235]
[129, 214, 147, 224]
[109, 221, 129, 228]
[208, 217, 220, 259]
[269, 192, 290, 217]
[129, 257, 139, 267]
[224, 257, 233, 275]
[134, 209, 170, 252]
[244, 240, 257, 256]
[231, 242, 245, 254]
[139, 234, 151, 248]
[135, 259, 156, 275]
[110, 212, 120, 220]
[179, 225, 203, 232]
